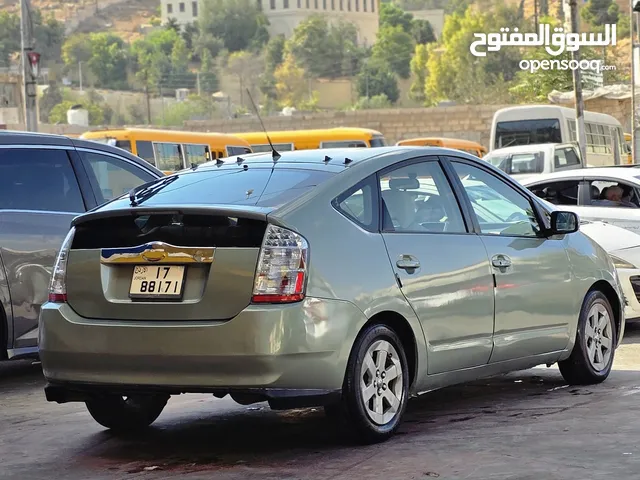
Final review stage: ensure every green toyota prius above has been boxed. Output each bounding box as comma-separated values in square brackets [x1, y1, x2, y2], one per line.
[39, 146, 625, 444]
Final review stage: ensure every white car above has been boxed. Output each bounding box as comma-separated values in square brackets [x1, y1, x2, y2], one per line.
[521, 167, 640, 233]
[577, 220, 640, 321]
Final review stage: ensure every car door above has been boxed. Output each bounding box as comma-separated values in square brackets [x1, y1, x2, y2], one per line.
[75, 148, 160, 204]
[581, 178, 640, 233]
[447, 158, 574, 362]
[379, 157, 496, 374]
[0, 147, 86, 355]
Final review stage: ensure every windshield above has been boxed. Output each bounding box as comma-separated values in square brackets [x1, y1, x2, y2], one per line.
[495, 119, 561, 148]
[370, 136, 387, 147]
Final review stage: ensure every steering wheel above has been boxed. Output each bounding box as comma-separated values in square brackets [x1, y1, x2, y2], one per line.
[506, 211, 528, 222]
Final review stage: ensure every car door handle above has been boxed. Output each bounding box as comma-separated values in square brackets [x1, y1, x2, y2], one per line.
[491, 254, 512, 268]
[396, 255, 420, 271]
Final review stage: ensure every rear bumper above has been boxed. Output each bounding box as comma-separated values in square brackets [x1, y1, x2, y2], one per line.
[39, 297, 367, 402]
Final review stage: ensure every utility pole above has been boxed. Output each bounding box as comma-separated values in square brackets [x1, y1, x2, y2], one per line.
[196, 72, 201, 97]
[144, 82, 151, 125]
[79, 61, 83, 92]
[20, 0, 38, 132]
[569, 0, 587, 164]
[632, 0, 640, 163]
[534, 0, 539, 31]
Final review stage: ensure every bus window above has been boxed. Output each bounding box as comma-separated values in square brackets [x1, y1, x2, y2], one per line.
[115, 140, 132, 152]
[184, 144, 209, 166]
[136, 141, 156, 165]
[370, 135, 387, 147]
[227, 145, 253, 156]
[494, 119, 561, 148]
[320, 140, 367, 148]
[154, 142, 183, 171]
[251, 143, 294, 153]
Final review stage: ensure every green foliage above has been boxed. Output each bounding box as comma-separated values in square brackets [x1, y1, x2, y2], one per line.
[274, 53, 309, 108]
[352, 94, 392, 110]
[171, 37, 190, 72]
[62, 34, 92, 66]
[582, 0, 619, 28]
[411, 19, 436, 45]
[372, 25, 414, 78]
[0, 11, 21, 67]
[39, 82, 64, 123]
[380, 3, 414, 31]
[264, 34, 285, 72]
[160, 96, 216, 126]
[409, 43, 428, 103]
[49, 100, 105, 125]
[199, 48, 219, 93]
[356, 60, 400, 103]
[86, 33, 130, 90]
[199, 0, 270, 53]
[286, 15, 365, 78]
[182, 22, 200, 53]
[0, 9, 64, 67]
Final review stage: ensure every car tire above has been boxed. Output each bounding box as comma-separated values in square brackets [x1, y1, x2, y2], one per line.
[340, 324, 409, 444]
[85, 394, 169, 432]
[559, 290, 617, 385]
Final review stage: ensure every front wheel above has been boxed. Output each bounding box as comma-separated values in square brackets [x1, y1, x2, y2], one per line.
[340, 324, 409, 444]
[85, 394, 169, 432]
[559, 290, 616, 385]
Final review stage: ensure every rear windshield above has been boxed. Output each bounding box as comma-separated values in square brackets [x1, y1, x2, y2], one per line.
[494, 119, 561, 148]
[114, 167, 336, 208]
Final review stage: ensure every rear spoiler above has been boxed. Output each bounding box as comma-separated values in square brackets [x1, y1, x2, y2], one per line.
[71, 204, 273, 227]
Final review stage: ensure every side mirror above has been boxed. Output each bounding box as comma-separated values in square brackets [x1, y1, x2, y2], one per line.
[549, 211, 579, 235]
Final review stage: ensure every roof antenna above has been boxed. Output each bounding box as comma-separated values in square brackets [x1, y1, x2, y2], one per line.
[246, 88, 280, 162]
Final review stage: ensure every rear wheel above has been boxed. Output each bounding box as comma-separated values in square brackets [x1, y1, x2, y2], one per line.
[85, 394, 169, 432]
[340, 324, 409, 444]
[559, 290, 616, 385]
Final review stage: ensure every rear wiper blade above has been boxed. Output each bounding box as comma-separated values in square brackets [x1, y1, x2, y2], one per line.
[128, 175, 179, 207]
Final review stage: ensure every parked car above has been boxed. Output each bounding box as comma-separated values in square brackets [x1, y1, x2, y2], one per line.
[521, 167, 640, 233]
[573, 220, 640, 322]
[0, 131, 163, 361]
[40, 146, 624, 444]
[484, 143, 584, 182]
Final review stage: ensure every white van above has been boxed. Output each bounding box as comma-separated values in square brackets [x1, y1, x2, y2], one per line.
[483, 143, 584, 182]
[490, 105, 625, 167]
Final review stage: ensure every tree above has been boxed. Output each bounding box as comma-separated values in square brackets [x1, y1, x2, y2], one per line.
[87, 33, 130, 90]
[264, 34, 285, 72]
[131, 28, 182, 89]
[286, 15, 365, 78]
[356, 60, 400, 103]
[411, 19, 436, 44]
[227, 50, 264, 107]
[171, 37, 190, 72]
[62, 34, 92, 67]
[39, 81, 63, 123]
[371, 25, 414, 79]
[49, 100, 105, 125]
[582, 0, 619, 27]
[165, 17, 181, 32]
[379, 3, 414, 32]
[182, 22, 199, 53]
[352, 93, 392, 109]
[199, 0, 270, 53]
[199, 48, 219, 93]
[274, 53, 309, 108]
[0, 11, 20, 67]
[409, 43, 428, 103]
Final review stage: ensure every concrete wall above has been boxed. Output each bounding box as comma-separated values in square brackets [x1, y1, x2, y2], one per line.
[184, 104, 511, 146]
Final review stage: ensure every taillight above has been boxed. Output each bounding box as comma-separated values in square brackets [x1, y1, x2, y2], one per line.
[252, 224, 308, 304]
[48, 227, 76, 303]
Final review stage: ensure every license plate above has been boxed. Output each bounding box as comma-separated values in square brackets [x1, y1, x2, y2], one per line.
[129, 265, 186, 299]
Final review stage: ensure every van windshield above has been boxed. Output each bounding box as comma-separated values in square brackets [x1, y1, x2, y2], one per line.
[495, 119, 561, 148]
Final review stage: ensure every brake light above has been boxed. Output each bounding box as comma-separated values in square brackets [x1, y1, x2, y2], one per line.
[252, 224, 308, 304]
[48, 227, 76, 303]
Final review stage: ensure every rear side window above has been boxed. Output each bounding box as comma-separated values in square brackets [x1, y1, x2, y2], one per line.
[321, 141, 367, 148]
[333, 175, 377, 231]
[107, 167, 335, 208]
[0, 148, 85, 212]
[555, 147, 581, 168]
[226, 145, 252, 156]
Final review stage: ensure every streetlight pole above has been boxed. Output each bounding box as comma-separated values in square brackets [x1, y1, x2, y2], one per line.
[569, 0, 587, 164]
[20, 0, 38, 131]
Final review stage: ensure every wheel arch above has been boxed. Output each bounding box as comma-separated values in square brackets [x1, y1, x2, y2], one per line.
[356, 311, 419, 391]
[589, 280, 622, 345]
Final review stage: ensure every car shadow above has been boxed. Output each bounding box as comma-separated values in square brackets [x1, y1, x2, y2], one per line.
[77, 369, 574, 475]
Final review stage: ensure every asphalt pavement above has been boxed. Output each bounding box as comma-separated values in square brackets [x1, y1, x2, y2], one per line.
[3, 324, 640, 480]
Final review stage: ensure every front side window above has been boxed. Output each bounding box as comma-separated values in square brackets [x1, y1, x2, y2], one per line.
[527, 180, 580, 206]
[115, 140, 132, 153]
[0, 148, 84, 212]
[226, 145, 252, 156]
[494, 118, 561, 149]
[451, 161, 542, 237]
[370, 135, 386, 147]
[135, 140, 155, 165]
[80, 151, 157, 203]
[154, 143, 183, 171]
[379, 160, 466, 233]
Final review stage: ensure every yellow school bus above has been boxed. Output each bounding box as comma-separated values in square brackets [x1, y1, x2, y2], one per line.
[396, 137, 488, 158]
[235, 127, 387, 152]
[80, 128, 253, 174]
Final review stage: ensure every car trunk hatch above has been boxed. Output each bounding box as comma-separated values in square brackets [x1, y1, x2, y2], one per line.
[65, 206, 269, 320]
